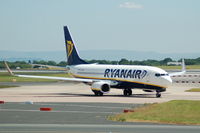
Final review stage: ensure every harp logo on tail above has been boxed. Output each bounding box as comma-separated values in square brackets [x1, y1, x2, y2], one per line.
[66, 41, 74, 57]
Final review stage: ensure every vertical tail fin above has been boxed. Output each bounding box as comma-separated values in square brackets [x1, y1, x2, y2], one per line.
[181, 58, 186, 73]
[169, 58, 186, 76]
[64, 26, 88, 65]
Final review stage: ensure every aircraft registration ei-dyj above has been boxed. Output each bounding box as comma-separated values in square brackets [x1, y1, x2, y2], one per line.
[5, 26, 186, 98]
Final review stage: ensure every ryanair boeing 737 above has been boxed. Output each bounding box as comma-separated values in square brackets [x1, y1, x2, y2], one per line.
[5, 26, 186, 98]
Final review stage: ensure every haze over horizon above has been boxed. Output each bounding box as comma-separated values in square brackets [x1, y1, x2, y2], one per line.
[0, 0, 200, 54]
[1, 50, 200, 62]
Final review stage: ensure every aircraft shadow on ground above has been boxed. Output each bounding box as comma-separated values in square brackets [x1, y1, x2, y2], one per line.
[23, 92, 157, 98]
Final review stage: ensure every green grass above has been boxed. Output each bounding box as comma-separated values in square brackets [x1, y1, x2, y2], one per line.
[109, 100, 200, 125]
[0, 72, 69, 82]
[185, 88, 200, 92]
[0, 85, 19, 89]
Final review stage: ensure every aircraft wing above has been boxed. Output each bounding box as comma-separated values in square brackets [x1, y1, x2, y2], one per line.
[16, 74, 93, 82]
[4, 61, 93, 83]
[169, 59, 186, 76]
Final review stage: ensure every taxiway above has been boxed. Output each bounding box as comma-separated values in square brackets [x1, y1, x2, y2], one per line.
[0, 74, 200, 133]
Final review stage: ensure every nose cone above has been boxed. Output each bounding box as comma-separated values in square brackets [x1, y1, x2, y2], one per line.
[163, 76, 173, 87]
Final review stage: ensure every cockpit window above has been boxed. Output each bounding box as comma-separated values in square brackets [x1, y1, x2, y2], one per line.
[155, 73, 160, 77]
[155, 73, 169, 77]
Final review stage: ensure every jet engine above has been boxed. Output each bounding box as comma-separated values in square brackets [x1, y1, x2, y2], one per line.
[91, 81, 110, 93]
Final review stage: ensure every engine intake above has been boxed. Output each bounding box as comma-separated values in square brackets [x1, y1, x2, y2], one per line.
[91, 81, 110, 93]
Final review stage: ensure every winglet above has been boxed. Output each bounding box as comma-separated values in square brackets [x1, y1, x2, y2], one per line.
[4, 61, 14, 76]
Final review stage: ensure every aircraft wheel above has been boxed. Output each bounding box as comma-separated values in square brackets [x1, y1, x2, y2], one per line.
[98, 92, 103, 96]
[123, 89, 132, 96]
[93, 90, 103, 96]
[156, 92, 161, 98]
[123, 90, 128, 96]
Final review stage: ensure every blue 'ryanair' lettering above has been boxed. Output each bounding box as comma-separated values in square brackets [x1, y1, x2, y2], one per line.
[104, 69, 147, 79]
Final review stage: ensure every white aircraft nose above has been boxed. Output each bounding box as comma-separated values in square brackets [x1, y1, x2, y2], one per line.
[163, 76, 173, 87]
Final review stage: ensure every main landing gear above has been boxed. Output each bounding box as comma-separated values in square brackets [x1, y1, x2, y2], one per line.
[123, 89, 162, 98]
[92, 90, 103, 96]
[123, 89, 132, 96]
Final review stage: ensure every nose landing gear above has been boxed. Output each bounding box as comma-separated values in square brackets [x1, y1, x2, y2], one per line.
[156, 91, 161, 98]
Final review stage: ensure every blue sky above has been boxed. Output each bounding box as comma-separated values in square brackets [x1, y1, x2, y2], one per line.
[0, 0, 200, 53]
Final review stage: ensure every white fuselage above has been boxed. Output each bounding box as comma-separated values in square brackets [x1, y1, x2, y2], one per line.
[69, 64, 172, 89]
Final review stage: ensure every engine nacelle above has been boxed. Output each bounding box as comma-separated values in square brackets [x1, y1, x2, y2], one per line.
[91, 81, 110, 93]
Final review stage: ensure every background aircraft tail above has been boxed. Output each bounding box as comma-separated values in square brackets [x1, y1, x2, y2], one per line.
[64, 26, 88, 65]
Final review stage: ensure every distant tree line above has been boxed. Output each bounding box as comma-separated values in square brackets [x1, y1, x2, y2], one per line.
[32, 60, 67, 67]
[86, 57, 200, 66]
[0, 60, 68, 69]
[85, 58, 173, 66]
[0, 57, 200, 69]
[0, 61, 32, 69]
